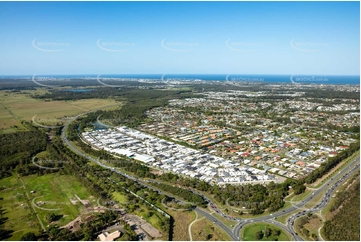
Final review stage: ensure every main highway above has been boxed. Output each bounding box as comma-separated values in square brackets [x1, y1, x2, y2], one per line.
[232, 156, 359, 241]
[61, 110, 360, 241]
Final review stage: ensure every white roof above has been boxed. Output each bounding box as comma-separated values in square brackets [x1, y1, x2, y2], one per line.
[133, 153, 155, 163]
[112, 148, 135, 157]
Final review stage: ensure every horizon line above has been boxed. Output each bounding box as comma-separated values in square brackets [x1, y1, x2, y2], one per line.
[0, 74, 360, 77]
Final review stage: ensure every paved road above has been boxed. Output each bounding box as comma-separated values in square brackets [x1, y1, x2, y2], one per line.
[61, 111, 238, 241]
[61, 110, 360, 241]
[194, 207, 235, 240]
[232, 156, 360, 241]
[284, 158, 360, 240]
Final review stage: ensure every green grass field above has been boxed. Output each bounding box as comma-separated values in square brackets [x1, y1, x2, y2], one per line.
[0, 101, 27, 133]
[0, 90, 120, 134]
[241, 222, 292, 241]
[0, 173, 98, 240]
[0, 175, 40, 241]
[112, 191, 128, 203]
[23, 173, 96, 226]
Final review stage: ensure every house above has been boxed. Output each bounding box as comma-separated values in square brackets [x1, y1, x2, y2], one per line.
[98, 230, 122, 241]
[329, 151, 338, 157]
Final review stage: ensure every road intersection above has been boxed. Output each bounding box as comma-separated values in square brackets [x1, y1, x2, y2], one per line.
[61, 111, 360, 241]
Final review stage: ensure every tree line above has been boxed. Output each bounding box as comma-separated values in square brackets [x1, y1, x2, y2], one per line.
[304, 141, 359, 184]
[323, 175, 360, 241]
[150, 182, 205, 205]
[0, 123, 47, 178]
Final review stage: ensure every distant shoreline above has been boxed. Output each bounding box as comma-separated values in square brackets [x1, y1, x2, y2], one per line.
[0, 74, 360, 85]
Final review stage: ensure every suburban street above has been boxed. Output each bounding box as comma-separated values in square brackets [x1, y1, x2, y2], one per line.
[62, 111, 239, 240]
[62, 110, 360, 241]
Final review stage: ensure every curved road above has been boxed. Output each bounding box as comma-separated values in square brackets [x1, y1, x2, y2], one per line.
[232, 156, 359, 240]
[61, 109, 360, 241]
[61, 111, 238, 240]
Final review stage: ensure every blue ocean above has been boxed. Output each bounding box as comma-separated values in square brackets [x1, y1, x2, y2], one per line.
[1, 74, 359, 85]
[62, 74, 361, 85]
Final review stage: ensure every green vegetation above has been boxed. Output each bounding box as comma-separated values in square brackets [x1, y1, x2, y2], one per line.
[20, 232, 36, 241]
[0, 175, 40, 241]
[0, 90, 119, 134]
[1, 82, 360, 241]
[0, 124, 47, 178]
[294, 214, 322, 240]
[32, 87, 196, 129]
[241, 222, 291, 241]
[211, 181, 287, 214]
[0, 119, 171, 240]
[304, 142, 360, 184]
[150, 182, 205, 205]
[45, 211, 121, 241]
[165, 210, 194, 241]
[322, 174, 360, 241]
[23, 173, 95, 226]
[191, 215, 232, 241]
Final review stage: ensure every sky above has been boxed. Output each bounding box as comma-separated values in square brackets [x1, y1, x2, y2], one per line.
[0, 1, 359, 75]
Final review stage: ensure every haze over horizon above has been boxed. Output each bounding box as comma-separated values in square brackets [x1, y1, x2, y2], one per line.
[0, 1, 359, 76]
